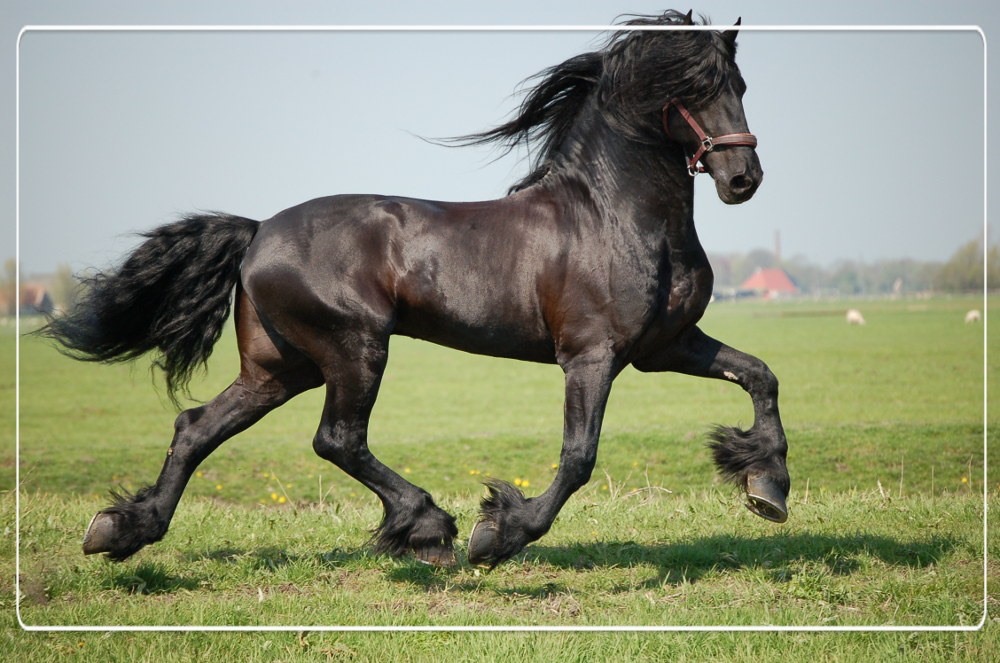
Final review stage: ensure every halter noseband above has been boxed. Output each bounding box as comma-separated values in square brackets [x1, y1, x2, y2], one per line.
[661, 98, 758, 176]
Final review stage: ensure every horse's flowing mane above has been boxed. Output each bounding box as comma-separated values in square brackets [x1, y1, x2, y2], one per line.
[455, 10, 739, 191]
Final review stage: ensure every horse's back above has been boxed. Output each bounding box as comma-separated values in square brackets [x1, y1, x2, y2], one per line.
[240, 193, 562, 363]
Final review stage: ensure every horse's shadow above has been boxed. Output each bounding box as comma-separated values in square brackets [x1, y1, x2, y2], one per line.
[125, 531, 957, 597]
[102, 547, 368, 595]
[181, 545, 374, 570]
[388, 531, 959, 592]
[102, 561, 202, 595]
[539, 531, 952, 586]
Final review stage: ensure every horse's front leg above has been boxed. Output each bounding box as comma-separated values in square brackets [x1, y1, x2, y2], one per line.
[468, 351, 619, 567]
[634, 325, 790, 523]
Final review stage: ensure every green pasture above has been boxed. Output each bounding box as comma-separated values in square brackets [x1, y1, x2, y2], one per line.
[3, 296, 996, 658]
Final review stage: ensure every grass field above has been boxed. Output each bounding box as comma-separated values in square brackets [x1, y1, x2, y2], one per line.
[3, 296, 997, 659]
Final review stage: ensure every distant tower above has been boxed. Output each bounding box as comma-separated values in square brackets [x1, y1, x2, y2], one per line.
[774, 230, 781, 264]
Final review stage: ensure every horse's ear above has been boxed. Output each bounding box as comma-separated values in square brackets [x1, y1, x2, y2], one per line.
[724, 17, 741, 46]
[683, 9, 694, 25]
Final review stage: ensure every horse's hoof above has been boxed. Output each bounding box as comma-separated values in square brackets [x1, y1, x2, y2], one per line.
[745, 473, 788, 523]
[414, 544, 457, 568]
[82, 512, 118, 555]
[467, 520, 499, 566]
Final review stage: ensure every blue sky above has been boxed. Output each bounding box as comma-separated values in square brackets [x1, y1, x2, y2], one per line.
[5, 1, 998, 274]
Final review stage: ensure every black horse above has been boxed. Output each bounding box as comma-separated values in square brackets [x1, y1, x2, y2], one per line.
[41, 11, 789, 569]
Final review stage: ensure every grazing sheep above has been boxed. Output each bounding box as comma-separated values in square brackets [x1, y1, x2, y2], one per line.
[846, 309, 866, 325]
[965, 309, 981, 324]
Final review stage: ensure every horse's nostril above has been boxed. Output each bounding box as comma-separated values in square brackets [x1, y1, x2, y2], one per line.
[730, 174, 752, 192]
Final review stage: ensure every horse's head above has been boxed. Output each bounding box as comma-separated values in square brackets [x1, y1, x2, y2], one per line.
[661, 80, 763, 204]
[605, 12, 763, 204]
[457, 11, 763, 203]
[657, 18, 762, 204]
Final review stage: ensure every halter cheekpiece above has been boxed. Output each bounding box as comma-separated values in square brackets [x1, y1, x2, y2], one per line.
[661, 98, 758, 176]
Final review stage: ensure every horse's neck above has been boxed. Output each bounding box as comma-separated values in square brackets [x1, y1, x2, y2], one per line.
[544, 110, 699, 248]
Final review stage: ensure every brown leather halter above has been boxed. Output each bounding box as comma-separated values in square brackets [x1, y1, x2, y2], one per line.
[661, 98, 758, 176]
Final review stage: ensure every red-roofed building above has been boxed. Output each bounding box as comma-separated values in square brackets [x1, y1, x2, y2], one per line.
[2, 282, 54, 316]
[740, 268, 798, 300]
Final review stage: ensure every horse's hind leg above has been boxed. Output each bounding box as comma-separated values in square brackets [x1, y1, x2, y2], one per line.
[309, 333, 458, 567]
[83, 292, 323, 560]
[468, 350, 619, 567]
[634, 325, 790, 523]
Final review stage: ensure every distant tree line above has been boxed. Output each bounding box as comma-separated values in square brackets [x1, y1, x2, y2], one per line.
[709, 237, 997, 297]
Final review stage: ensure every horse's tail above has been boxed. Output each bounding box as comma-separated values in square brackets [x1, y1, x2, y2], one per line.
[38, 213, 260, 404]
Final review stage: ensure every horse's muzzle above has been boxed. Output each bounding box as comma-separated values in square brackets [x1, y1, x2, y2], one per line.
[709, 152, 763, 205]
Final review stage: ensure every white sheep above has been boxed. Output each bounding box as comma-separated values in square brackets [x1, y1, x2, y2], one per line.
[846, 309, 866, 325]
